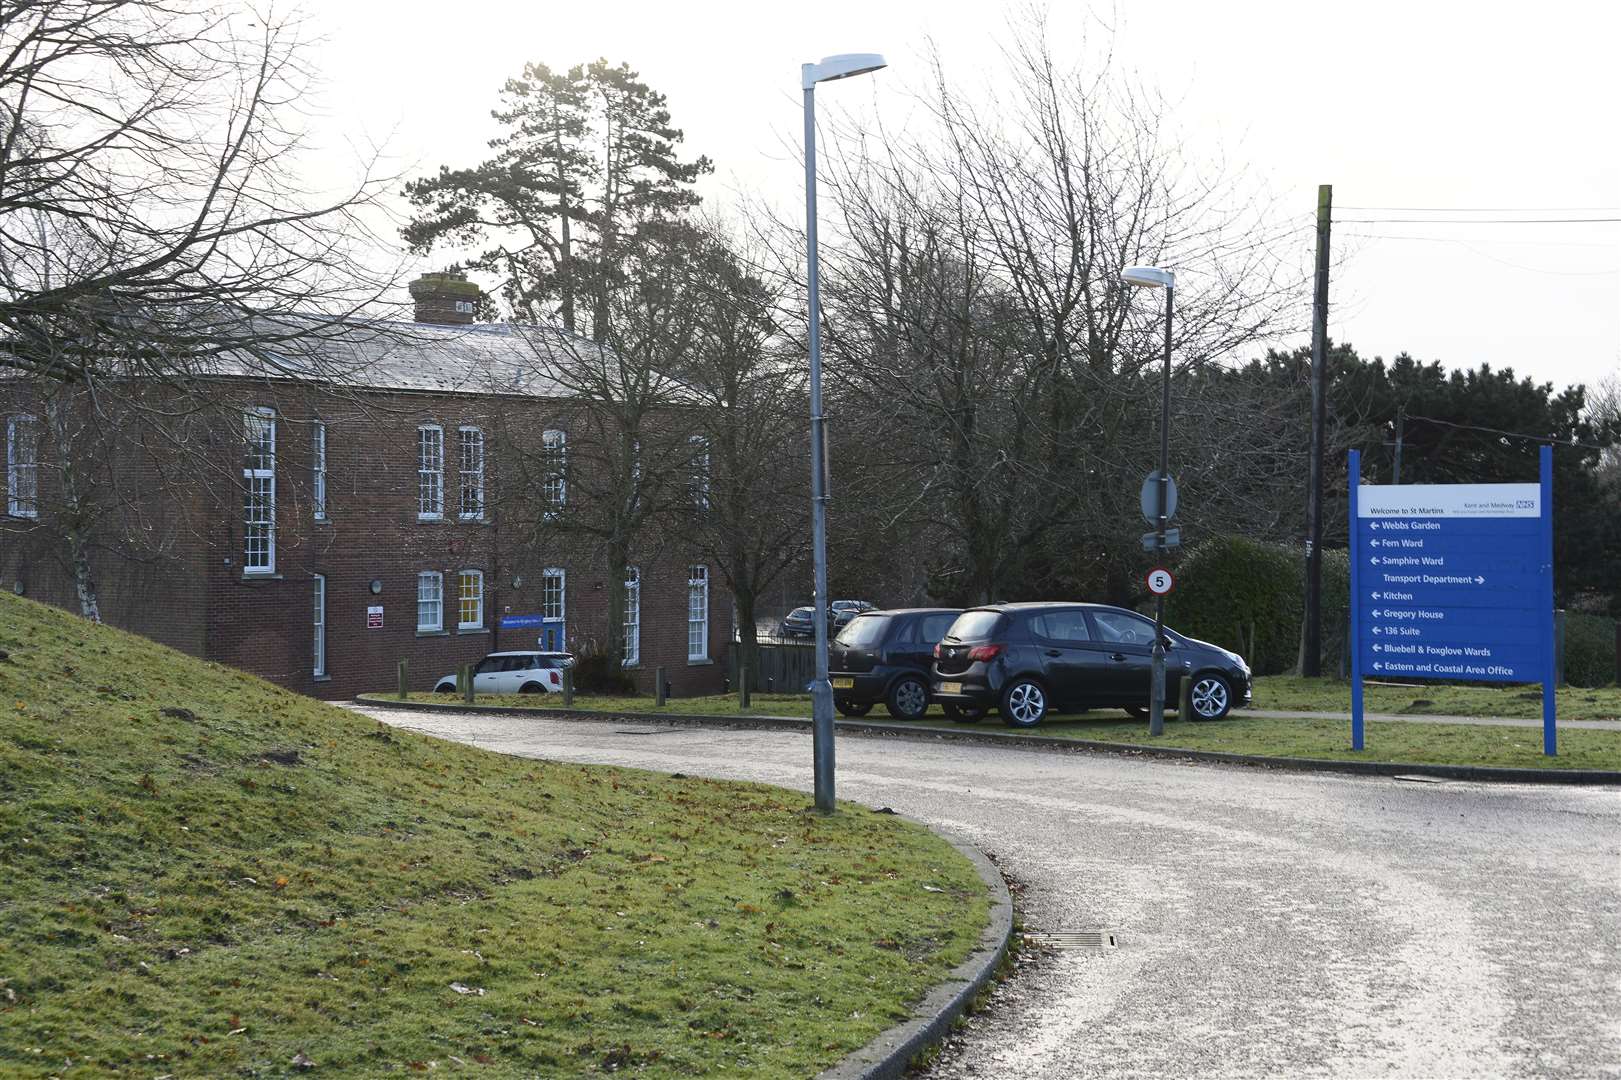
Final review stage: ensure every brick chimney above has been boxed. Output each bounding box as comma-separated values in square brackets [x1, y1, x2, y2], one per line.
[408, 271, 481, 326]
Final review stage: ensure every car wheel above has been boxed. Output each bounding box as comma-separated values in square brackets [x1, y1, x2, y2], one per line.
[434, 683, 455, 694]
[885, 676, 929, 720]
[518, 682, 544, 694]
[835, 700, 873, 717]
[943, 702, 987, 723]
[1000, 678, 1048, 727]
[1189, 673, 1233, 721]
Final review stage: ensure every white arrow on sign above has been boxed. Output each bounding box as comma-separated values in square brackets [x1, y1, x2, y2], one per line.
[1475, 575, 1485, 584]
[1371, 522, 1382, 530]
[1371, 626, 1382, 635]
[1370, 557, 1380, 565]
[1372, 609, 1382, 617]
[1373, 644, 1382, 652]
[1370, 592, 1381, 600]
[1373, 662, 1384, 670]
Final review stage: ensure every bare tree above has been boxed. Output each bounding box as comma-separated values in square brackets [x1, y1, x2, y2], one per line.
[0, 0, 403, 618]
[673, 224, 810, 682]
[795, 17, 1306, 604]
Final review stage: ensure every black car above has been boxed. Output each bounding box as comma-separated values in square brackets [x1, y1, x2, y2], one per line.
[930, 602, 1251, 727]
[830, 608, 984, 721]
[829, 599, 876, 630]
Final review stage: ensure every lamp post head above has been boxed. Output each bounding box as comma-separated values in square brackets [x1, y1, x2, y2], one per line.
[1122, 265, 1175, 290]
[802, 53, 887, 90]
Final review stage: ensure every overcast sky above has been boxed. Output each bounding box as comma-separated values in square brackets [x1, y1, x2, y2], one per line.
[308, 0, 1619, 394]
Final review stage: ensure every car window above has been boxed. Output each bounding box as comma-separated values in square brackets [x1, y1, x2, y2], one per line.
[1028, 609, 1091, 643]
[835, 614, 890, 647]
[1090, 610, 1154, 645]
[475, 657, 500, 674]
[944, 610, 1003, 642]
[917, 613, 955, 644]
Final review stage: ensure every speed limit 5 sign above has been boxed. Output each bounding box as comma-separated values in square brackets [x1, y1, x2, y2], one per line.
[1146, 568, 1175, 595]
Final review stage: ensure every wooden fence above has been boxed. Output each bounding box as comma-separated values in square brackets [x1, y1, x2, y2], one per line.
[731, 643, 816, 695]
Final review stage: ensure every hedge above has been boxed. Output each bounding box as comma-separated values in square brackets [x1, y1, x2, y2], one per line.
[1164, 535, 1348, 677]
[1564, 612, 1618, 688]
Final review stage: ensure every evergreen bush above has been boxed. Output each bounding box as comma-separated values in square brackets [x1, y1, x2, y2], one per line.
[1165, 535, 1349, 677]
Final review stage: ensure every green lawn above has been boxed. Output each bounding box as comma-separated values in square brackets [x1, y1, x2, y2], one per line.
[0, 593, 991, 1079]
[1253, 676, 1621, 721]
[362, 681, 1621, 771]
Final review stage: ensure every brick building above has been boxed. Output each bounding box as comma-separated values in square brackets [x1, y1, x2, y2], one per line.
[1, 274, 731, 700]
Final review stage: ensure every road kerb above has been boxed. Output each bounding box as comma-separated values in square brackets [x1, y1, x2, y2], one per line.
[817, 824, 1013, 1080]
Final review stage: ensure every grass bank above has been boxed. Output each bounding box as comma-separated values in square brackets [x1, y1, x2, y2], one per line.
[0, 594, 990, 1079]
[362, 683, 1621, 771]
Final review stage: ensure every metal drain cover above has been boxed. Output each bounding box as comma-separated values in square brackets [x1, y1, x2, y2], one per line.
[1027, 931, 1118, 949]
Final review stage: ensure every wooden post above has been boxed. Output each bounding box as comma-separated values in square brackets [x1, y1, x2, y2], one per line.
[562, 667, 574, 707]
[461, 663, 474, 704]
[397, 659, 408, 699]
[655, 666, 666, 707]
[1178, 674, 1194, 720]
[739, 664, 751, 709]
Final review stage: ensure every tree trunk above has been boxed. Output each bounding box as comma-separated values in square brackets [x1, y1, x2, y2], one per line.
[46, 392, 102, 623]
[733, 573, 760, 694]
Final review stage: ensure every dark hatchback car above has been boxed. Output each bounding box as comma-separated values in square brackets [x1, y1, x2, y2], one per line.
[931, 602, 1251, 727]
[779, 606, 816, 639]
[830, 608, 982, 721]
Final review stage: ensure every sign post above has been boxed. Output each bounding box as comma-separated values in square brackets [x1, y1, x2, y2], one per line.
[1349, 446, 1556, 754]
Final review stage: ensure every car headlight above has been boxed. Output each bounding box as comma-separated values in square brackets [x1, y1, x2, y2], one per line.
[1223, 649, 1249, 674]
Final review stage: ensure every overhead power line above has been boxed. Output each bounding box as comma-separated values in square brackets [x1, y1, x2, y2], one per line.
[1405, 414, 1614, 454]
[1336, 216, 1621, 224]
[1338, 205, 1620, 213]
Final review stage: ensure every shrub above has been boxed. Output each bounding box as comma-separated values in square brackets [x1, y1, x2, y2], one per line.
[1165, 535, 1349, 677]
[1564, 612, 1617, 688]
[571, 647, 637, 695]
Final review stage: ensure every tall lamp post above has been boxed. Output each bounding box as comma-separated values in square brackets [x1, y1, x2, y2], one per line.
[803, 52, 886, 813]
[1122, 265, 1175, 737]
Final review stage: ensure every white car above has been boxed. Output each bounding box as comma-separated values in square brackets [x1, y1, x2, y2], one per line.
[435, 651, 573, 695]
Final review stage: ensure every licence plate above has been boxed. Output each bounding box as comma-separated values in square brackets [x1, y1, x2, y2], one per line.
[938, 681, 963, 695]
[831, 678, 854, 689]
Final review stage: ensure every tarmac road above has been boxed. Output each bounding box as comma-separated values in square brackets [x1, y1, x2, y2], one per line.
[350, 705, 1621, 1078]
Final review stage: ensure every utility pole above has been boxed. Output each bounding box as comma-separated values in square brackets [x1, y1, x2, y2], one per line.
[1392, 405, 1405, 484]
[1302, 183, 1332, 678]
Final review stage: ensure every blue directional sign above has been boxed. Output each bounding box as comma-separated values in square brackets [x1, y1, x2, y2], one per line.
[1348, 446, 1556, 755]
[499, 613, 544, 629]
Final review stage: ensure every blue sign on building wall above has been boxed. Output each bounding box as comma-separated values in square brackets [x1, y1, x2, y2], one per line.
[1348, 445, 1556, 754]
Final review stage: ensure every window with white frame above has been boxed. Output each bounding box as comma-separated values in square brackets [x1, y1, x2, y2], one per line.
[687, 564, 709, 660]
[312, 574, 327, 677]
[417, 425, 443, 519]
[541, 429, 567, 517]
[623, 567, 641, 667]
[417, 571, 443, 631]
[6, 415, 39, 518]
[542, 567, 565, 622]
[457, 569, 484, 630]
[312, 421, 327, 521]
[458, 426, 484, 520]
[243, 408, 276, 573]
[688, 434, 711, 511]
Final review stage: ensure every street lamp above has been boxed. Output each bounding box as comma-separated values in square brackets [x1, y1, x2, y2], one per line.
[1122, 264, 1174, 738]
[803, 52, 886, 813]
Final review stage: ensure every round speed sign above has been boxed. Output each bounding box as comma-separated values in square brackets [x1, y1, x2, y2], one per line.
[1146, 568, 1175, 596]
